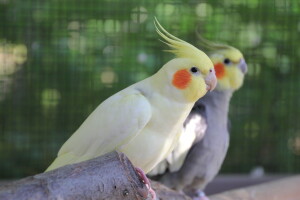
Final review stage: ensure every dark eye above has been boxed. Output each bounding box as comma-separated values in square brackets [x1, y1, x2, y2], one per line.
[190, 67, 199, 73]
[224, 58, 231, 65]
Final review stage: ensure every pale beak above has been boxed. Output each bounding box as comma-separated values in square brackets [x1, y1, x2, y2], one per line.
[239, 58, 248, 74]
[205, 68, 217, 92]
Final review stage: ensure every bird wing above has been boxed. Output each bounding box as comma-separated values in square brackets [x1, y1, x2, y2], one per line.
[184, 103, 208, 144]
[46, 89, 152, 171]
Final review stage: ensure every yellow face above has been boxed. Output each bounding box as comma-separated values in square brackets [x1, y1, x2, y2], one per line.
[210, 48, 247, 91]
[164, 58, 216, 102]
[182, 70, 208, 102]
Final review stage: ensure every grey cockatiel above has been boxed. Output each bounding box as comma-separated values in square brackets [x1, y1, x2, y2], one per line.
[148, 38, 247, 200]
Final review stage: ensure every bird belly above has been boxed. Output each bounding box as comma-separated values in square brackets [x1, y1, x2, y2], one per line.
[117, 128, 179, 173]
[117, 94, 193, 173]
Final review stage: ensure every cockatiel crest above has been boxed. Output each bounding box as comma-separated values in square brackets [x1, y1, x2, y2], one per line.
[155, 18, 213, 75]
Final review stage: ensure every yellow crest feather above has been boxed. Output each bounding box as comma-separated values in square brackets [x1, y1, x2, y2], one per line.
[154, 18, 209, 64]
[195, 31, 244, 62]
[195, 30, 233, 51]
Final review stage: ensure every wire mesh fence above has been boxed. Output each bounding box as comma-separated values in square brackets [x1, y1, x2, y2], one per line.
[0, 0, 299, 178]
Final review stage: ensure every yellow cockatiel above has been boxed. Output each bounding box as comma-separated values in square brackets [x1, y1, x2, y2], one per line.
[46, 19, 217, 198]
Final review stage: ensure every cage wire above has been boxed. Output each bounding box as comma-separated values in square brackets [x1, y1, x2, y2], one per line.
[0, 0, 300, 178]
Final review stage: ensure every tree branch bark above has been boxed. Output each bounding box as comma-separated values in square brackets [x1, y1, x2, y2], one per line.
[0, 151, 190, 200]
[151, 180, 191, 200]
[0, 151, 149, 200]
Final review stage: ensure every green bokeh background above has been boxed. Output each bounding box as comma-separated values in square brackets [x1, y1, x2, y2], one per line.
[0, 0, 299, 178]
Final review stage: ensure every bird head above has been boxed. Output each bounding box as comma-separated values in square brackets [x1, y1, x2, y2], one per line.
[197, 36, 247, 91]
[210, 48, 247, 91]
[154, 18, 217, 103]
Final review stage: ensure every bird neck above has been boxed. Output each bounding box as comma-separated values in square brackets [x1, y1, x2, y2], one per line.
[196, 90, 233, 138]
[196, 90, 233, 150]
[197, 89, 233, 115]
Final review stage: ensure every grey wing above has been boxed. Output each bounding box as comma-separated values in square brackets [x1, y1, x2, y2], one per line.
[164, 104, 208, 173]
[149, 103, 208, 186]
[159, 104, 230, 191]
[184, 103, 208, 144]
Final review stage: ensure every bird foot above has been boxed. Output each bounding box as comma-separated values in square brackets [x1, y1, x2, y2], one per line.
[192, 190, 210, 200]
[135, 167, 157, 200]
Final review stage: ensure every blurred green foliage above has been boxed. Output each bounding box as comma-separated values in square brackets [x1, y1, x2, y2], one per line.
[0, 0, 299, 178]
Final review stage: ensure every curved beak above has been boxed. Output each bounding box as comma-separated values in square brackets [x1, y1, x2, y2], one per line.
[205, 69, 217, 92]
[239, 58, 248, 74]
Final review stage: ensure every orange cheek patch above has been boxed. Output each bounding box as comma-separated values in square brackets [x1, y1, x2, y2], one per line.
[214, 63, 225, 79]
[172, 69, 191, 89]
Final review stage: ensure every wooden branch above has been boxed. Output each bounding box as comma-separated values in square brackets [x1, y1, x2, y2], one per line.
[0, 151, 191, 200]
[0, 151, 149, 200]
[209, 175, 300, 200]
[3, 151, 298, 200]
[151, 180, 192, 200]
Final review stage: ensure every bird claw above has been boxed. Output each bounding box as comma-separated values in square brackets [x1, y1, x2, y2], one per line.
[135, 167, 157, 200]
[148, 187, 157, 200]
